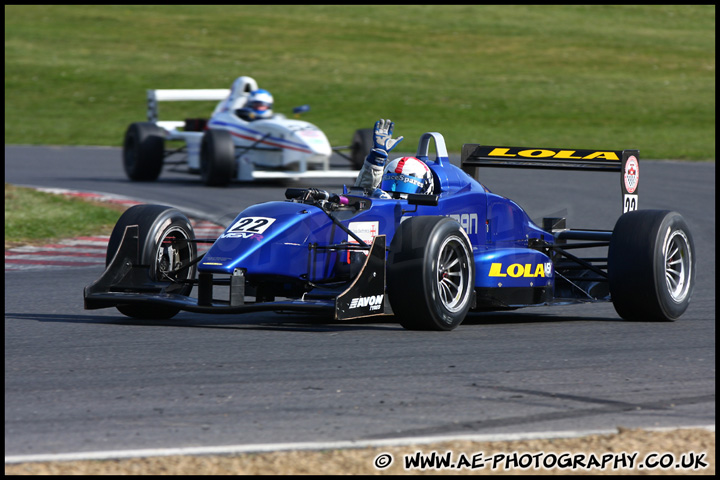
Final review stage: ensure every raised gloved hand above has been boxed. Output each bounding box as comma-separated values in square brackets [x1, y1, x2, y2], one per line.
[373, 118, 403, 152]
[365, 119, 404, 167]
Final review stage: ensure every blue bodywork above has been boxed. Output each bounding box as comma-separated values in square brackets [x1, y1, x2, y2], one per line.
[198, 132, 555, 304]
[85, 130, 646, 327]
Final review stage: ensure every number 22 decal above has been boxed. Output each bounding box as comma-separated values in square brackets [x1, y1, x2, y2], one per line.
[623, 194, 638, 213]
[229, 217, 276, 234]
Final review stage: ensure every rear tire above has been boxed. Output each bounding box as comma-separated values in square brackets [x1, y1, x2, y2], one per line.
[106, 205, 197, 319]
[123, 122, 165, 181]
[388, 217, 475, 331]
[350, 128, 373, 169]
[200, 129, 235, 186]
[608, 210, 694, 321]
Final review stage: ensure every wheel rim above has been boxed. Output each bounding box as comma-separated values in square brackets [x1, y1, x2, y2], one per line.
[435, 236, 472, 312]
[663, 228, 692, 303]
[153, 226, 194, 288]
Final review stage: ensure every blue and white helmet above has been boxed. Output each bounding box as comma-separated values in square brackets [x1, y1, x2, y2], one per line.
[247, 89, 274, 119]
[380, 157, 434, 196]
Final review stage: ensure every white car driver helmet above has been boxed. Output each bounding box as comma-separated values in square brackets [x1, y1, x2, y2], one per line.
[247, 89, 274, 119]
[380, 157, 434, 197]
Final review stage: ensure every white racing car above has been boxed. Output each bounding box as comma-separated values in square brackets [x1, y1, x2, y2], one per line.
[122, 76, 373, 186]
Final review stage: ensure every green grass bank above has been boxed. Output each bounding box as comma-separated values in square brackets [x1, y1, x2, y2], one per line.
[4, 184, 123, 248]
[5, 5, 715, 160]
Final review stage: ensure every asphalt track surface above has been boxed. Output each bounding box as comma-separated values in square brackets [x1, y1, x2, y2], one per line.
[4, 145, 715, 458]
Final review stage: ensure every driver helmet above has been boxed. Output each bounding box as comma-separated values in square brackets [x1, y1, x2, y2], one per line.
[380, 157, 434, 197]
[247, 89, 274, 119]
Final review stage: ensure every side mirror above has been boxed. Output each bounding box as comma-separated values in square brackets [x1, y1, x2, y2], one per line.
[292, 105, 311, 116]
[407, 194, 439, 206]
[285, 188, 307, 200]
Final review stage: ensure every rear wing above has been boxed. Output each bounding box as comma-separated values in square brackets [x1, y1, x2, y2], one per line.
[146, 89, 229, 127]
[146, 76, 260, 128]
[461, 145, 640, 214]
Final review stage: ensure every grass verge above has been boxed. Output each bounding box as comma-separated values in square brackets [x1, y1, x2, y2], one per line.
[4, 184, 124, 249]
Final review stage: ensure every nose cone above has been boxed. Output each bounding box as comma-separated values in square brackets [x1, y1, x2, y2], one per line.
[198, 201, 333, 277]
[293, 126, 332, 156]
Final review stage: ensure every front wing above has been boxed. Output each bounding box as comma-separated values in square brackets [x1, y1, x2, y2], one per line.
[83, 225, 389, 320]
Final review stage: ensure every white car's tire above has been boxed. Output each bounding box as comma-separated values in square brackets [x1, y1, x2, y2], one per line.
[200, 129, 235, 186]
[350, 128, 373, 169]
[123, 122, 165, 181]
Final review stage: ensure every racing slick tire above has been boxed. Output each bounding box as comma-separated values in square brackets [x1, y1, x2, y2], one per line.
[123, 122, 166, 181]
[106, 204, 197, 319]
[350, 128, 374, 169]
[200, 128, 235, 187]
[388, 216, 475, 331]
[608, 210, 695, 322]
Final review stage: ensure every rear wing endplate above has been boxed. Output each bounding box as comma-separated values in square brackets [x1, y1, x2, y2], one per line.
[461, 145, 640, 214]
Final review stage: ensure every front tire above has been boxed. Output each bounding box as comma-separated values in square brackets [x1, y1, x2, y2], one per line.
[106, 205, 197, 319]
[200, 129, 235, 186]
[123, 122, 165, 181]
[608, 210, 695, 321]
[388, 217, 475, 331]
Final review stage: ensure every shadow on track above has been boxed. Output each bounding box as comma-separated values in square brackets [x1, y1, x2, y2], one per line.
[6, 309, 624, 332]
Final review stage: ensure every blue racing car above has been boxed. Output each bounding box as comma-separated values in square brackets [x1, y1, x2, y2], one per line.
[84, 131, 695, 330]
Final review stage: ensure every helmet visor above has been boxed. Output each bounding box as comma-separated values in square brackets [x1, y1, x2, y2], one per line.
[380, 173, 424, 195]
[250, 101, 271, 111]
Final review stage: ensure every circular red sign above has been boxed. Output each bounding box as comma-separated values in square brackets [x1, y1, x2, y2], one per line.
[624, 156, 639, 194]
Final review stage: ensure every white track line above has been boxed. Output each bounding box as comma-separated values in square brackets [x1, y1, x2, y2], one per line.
[4, 425, 714, 464]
